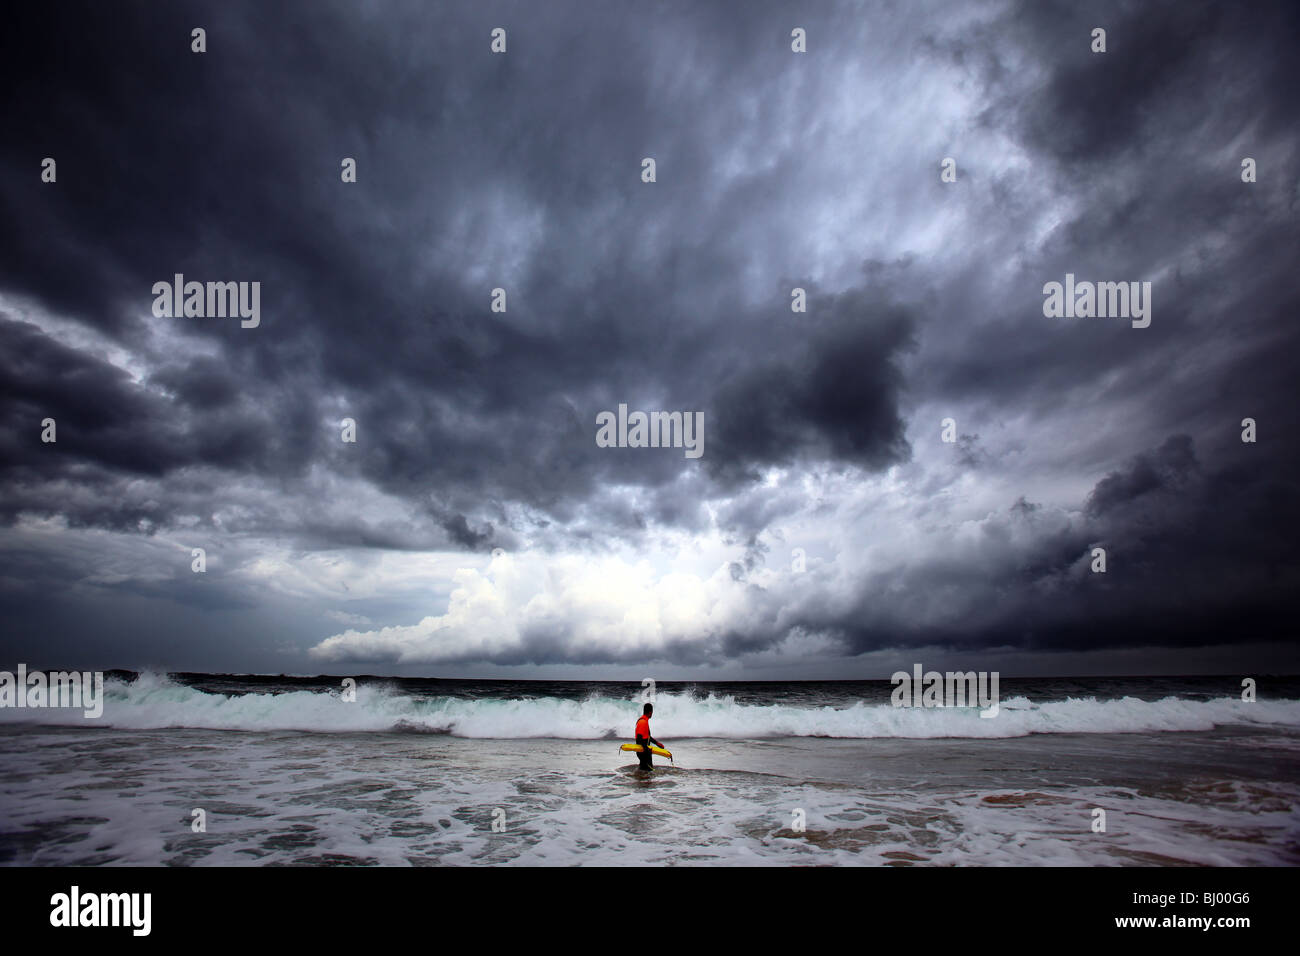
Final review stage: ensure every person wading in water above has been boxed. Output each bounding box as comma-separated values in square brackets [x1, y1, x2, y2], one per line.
[634, 702, 665, 772]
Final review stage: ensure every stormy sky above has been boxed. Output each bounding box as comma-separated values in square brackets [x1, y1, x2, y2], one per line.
[1, 0, 1297, 679]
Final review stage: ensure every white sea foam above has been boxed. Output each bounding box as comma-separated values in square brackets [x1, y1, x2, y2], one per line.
[2, 672, 1297, 738]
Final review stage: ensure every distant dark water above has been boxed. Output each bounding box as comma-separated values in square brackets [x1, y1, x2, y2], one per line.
[157, 671, 1300, 707]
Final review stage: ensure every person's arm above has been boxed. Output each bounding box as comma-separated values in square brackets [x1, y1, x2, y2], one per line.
[650, 735, 663, 748]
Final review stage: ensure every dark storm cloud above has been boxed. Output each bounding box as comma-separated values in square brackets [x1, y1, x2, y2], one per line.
[758, 429, 1297, 661]
[0, 315, 177, 482]
[438, 510, 494, 551]
[1085, 434, 1196, 516]
[1007, 0, 1300, 168]
[0, 0, 915, 544]
[1, 0, 1297, 671]
[704, 287, 915, 487]
[149, 356, 241, 410]
[916, 0, 1299, 433]
[0, 309, 327, 530]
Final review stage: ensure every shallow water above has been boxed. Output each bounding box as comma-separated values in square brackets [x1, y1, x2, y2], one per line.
[2, 723, 1296, 866]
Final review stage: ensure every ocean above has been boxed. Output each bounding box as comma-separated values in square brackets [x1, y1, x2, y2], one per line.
[2, 673, 1297, 866]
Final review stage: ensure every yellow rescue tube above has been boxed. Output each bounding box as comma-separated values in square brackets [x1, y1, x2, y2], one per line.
[621, 743, 672, 759]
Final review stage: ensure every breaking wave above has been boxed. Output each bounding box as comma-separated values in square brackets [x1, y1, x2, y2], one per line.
[3, 672, 1298, 739]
